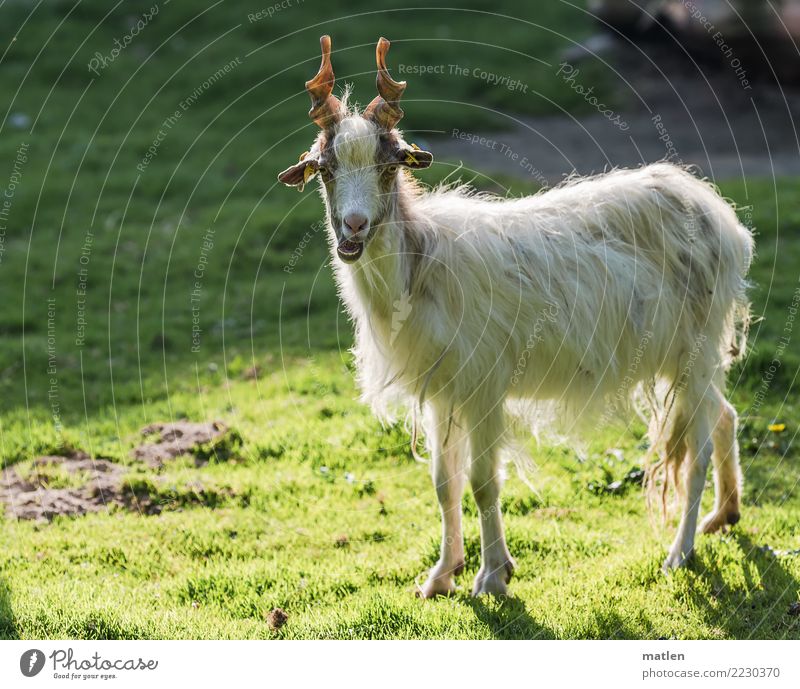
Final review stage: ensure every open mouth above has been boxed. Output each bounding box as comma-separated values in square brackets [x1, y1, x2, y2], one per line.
[337, 238, 364, 263]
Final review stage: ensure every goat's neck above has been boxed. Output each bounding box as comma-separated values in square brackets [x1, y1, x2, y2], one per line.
[350, 208, 410, 321]
[327, 176, 420, 330]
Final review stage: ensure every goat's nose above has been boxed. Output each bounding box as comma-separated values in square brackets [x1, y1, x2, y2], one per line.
[343, 213, 369, 235]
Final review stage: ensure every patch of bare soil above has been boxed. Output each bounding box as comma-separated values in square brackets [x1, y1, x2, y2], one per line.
[1, 420, 241, 521]
[0, 451, 155, 521]
[131, 420, 235, 468]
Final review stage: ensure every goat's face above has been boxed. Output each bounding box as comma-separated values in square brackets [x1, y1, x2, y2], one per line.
[278, 36, 432, 264]
[315, 117, 431, 263]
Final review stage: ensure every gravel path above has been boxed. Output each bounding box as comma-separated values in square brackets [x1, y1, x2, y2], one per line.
[432, 42, 800, 185]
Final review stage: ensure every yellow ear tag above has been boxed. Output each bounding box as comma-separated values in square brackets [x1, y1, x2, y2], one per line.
[303, 165, 316, 184]
[404, 153, 419, 165]
[411, 143, 421, 151]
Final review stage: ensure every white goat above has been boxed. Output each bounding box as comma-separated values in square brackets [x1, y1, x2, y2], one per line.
[279, 36, 754, 597]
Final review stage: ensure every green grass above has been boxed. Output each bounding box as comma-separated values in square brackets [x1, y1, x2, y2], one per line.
[0, 1, 799, 639]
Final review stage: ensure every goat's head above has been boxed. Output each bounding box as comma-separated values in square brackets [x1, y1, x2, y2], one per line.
[278, 36, 433, 263]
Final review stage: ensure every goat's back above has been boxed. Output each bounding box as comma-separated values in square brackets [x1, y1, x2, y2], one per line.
[407, 164, 751, 417]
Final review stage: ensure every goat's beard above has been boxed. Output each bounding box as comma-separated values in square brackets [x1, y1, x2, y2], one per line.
[337, 237, 364, 263]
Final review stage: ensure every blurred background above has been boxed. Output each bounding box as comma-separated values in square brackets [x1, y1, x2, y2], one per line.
[1, 0, 798, 431]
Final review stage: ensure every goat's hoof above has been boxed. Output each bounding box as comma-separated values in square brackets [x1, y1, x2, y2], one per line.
[700, 509, 740, 534]
[662, 548, 693, 573]
[416, 576, 457, 599]
[416, 560, 463, 599]
[471, 559, 515, 597]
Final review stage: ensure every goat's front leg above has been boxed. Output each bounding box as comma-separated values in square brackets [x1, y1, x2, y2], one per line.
[418, 410, 466, 598]
[468, 409, 514, 596]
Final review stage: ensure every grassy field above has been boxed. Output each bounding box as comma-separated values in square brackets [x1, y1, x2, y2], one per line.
[0, 1, 799, 639]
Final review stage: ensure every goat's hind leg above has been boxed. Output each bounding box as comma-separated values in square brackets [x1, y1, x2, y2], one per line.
[418, 406, 467, 598]
[700, 387, 742, 534]
[663, 395, 715, 571]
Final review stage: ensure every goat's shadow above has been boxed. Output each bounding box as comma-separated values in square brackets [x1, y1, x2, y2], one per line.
[460, 594, 554, 640]
[455, 529, 800, 639]
[463, 589, 656, 639]
[0, 578, 17, 639]
[683, 531, 800, 639]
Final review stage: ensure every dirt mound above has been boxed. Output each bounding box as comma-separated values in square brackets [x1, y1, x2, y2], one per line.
[131, 420, 234, 468]
[1, 421, 241, 520]
[0, 451, 154, 521]
[266, 607, 288, 631]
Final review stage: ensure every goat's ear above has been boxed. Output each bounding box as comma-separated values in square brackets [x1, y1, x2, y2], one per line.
[278, 154, 319, 189]
[396, 143, 433, 170]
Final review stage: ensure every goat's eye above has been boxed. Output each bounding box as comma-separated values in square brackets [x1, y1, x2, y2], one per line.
[385, 164, 398, 175]
[318, 166, 331, 180]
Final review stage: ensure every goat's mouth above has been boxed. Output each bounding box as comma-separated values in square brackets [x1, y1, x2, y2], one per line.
[337, 237, 364, 263]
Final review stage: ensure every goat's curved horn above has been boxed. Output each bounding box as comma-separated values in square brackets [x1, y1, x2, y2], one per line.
[306, 35, 342, 129]
[364, 37, 406, 130]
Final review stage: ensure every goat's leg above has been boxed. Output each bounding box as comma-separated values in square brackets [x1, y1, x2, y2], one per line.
[468, 408, 514, 596]
[700, 390, 742, 534]
[663, 398, 714, 571]
[418, 409, 466, 598]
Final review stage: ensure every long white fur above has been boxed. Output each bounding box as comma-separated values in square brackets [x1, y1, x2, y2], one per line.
[317, 113, 754, 596]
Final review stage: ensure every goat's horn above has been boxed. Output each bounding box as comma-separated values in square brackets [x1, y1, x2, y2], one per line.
[306, 35, 342, 129]
[364, 37, 406, 130]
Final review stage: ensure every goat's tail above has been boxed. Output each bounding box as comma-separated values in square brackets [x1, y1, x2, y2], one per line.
[724, 219, 755, 368]
[643, 390, 690, 520]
